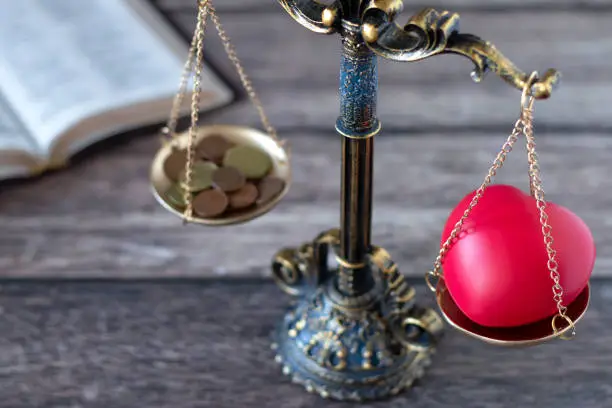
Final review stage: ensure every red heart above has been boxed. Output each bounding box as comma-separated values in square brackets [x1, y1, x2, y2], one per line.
[441, 184, 595, 328]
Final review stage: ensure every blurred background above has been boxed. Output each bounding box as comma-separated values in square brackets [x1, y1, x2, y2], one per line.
[1, 0, 608, 280]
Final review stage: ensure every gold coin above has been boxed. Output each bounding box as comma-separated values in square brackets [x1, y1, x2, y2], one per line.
[178, 161, 218, 192]
[193, 188, 229, 218]
[163, 148, 187, 181]
[223, 145, 272, 179]
[197, 134, 234, 163]
[212, 166, 246, 193]
[256, 176, 286, 205]
[165, 183, 188, 208]
[228, 182, 258, 209]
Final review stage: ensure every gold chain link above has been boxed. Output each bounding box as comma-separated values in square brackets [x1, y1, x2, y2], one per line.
[207, 3, 279, 142]
[182, 0, 209, 221]
[425, 121, 522, 290]
[522, 96, 575, 339]
[425, 72, 575, 339]
[161, 26, 198, 141]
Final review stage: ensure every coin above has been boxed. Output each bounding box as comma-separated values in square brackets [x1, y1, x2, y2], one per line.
[223, 145, 272, 179]
[178, 161, 218, 192]
[193, 188, 228, 218]
[197, 134, 233, 163]
[165, 183, 188, 208]
[163, 148, 187, 181]
[212, 166, 246, 193]
[257, 176, 286, 205]
[228, 183, 258, 209]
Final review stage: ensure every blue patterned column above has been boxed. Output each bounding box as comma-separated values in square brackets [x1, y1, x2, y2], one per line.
[335, 23, 379, 297]
[337, 48, 378, 134]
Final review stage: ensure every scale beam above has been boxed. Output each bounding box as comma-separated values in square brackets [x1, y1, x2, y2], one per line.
[279, 0, 561, 98]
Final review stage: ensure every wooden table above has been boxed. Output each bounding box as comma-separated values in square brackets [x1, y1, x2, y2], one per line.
[0, 1, 610, 407]
[1, 280, 610, 408]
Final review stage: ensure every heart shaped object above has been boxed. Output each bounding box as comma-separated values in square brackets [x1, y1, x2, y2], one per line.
[441, 184, 595, 328]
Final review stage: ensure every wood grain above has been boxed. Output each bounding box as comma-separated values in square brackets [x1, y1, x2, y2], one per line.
[1, 130, 609, 278]
[0, 3, 608, 406]
[158, 9, 612, 131]
[0, 279, 609, 408]
[1, 2, 608, 279]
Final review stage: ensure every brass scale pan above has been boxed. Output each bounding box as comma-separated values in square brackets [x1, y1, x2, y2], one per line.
[435, 279, 590, 346]
[150, 125, 291, 226]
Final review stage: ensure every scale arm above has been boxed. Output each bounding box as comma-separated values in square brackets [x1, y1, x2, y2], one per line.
[360, 4, 561, 99]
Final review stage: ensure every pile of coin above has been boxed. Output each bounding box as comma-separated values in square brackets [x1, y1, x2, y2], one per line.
[162, 134, 286, 218]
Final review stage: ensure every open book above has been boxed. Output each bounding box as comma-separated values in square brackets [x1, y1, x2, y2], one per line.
[0, 0, 234, 181]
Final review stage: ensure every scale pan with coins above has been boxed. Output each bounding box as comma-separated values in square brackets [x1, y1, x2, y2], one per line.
[150, 0, 291, 227]
[151, 125, 290, 226]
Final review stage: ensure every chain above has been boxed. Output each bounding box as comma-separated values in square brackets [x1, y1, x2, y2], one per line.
[182, 0, 209, 221]
[207, 2, 279, 143]
[424, 121, 522, 291]
[425, 72, 575, 339]
[170, 0, 288, 224]
[522, 98, 575, 339]
[160, 26, 199, 142]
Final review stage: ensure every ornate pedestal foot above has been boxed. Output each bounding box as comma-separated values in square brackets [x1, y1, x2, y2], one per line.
[270, 229, 444, 401]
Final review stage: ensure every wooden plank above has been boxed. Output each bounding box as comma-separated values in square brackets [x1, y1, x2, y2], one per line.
[155, 10, 610, 130]
[154, 0, 612, 12]
[0, 279, 610, 407]
[1, 130, 609, 278]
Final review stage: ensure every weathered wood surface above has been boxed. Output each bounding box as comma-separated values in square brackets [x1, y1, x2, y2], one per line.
[1, 1, 609, 278]
[0, 279, 610, 408]
[2, 131, 610, 278]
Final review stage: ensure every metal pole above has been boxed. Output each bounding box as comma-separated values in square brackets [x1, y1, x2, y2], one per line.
[336, 21, 378, 297]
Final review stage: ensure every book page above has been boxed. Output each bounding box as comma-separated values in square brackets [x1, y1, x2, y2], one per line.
[0, 93, 40, 179]
[0, 0, 232, 153]
[0, 93, 37, 152]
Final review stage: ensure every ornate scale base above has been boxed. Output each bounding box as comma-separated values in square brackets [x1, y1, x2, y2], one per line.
[271, 287, 434, 401]
[270, 229, 444, 401]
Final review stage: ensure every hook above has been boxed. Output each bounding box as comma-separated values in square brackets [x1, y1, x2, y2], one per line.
[521, 71, 539, 111]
